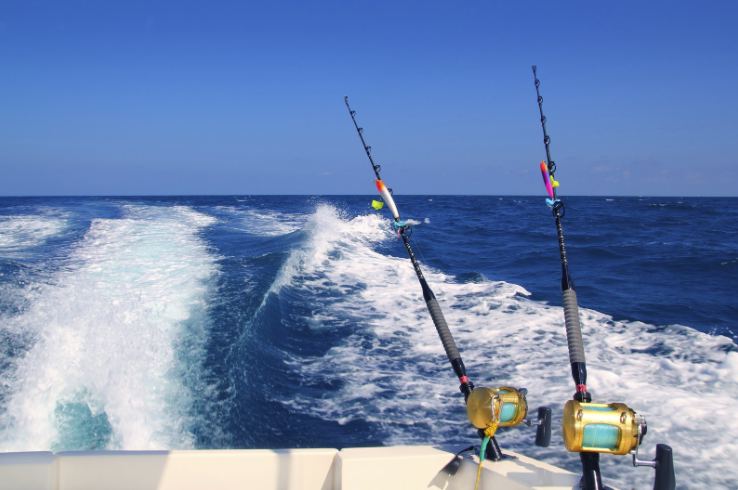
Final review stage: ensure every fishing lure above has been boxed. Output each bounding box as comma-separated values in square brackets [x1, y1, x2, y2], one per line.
[540, 161, 561, 207]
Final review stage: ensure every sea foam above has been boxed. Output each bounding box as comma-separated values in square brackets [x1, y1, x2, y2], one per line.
[276, 204, 737, 490]
[0, 216, 68, 255]
[0, 205, 218, 451]
[213, 206, 306, 237]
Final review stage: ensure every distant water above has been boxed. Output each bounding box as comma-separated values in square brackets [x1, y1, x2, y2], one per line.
[0, 195, 735, 490]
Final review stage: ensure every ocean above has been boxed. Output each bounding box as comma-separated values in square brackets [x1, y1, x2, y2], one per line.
[0, 195, 735, 490]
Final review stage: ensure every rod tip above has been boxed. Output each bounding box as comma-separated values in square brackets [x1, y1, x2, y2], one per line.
[344, 95, 348, 100]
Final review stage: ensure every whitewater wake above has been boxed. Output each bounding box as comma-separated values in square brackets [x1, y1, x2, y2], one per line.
[0, 200, 734, 489]
[0, 215, 68, 255]
[212, 206, 306, 237]
[0, 205, 219, 451]
[273, 204, 738, 490]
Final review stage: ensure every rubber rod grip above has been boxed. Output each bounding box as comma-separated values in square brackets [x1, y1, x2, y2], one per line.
[426, 298, 461, 361]
[562, 289, 586, 364]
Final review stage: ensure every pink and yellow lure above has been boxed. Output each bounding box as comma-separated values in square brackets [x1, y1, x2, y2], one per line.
[539, 161, 560, 207]
[540, 161, 554, 199]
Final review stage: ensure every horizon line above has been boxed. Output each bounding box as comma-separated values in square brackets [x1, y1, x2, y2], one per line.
[0, 194, 731, 198]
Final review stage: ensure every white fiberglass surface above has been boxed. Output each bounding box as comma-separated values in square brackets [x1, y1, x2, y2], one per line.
[0, 205, 218, 451]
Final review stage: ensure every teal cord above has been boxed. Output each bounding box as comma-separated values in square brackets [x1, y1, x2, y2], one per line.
[480, 436, 489, 462]
[474, 436, 491, 490]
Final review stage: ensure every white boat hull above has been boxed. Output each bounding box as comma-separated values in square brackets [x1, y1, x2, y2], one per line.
[0, 445, 588, 490]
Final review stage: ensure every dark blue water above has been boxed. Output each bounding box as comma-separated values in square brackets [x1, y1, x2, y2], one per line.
[0, 195, 735, 489]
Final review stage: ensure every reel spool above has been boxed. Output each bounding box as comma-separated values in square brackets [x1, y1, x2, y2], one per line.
[563, 400, 647, 455]
[466, 387, 528, 429]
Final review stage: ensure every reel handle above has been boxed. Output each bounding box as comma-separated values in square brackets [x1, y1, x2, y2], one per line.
[653, 445, 676, 490]
[534, 406, 552, 447]
[634, 444, 675, 490]
[632, 421, 675, 490]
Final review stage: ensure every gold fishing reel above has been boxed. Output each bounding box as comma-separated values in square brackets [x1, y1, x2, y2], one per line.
[466, 387, 528, 430]
[563, 400, 647, 455]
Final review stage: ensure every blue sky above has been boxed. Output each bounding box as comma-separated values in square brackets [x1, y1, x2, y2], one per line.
[0, 1, 736, 196]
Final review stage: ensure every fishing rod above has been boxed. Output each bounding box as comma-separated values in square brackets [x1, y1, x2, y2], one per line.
[532, 66, 675, 490]
[344, 96, 551, 469]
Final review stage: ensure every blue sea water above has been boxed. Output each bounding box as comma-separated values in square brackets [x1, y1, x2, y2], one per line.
[0, 195, 735, 490]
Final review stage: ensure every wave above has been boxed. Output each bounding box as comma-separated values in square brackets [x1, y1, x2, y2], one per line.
[270, 204, 737, 490]
[0, 198, 734, 489]
[0, 205, 219, 451]
[212, 206, 306, 236]
[0, 216, 68, 255]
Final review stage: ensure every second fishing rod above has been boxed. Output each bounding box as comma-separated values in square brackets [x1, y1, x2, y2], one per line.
[532, 66, 675, 490]
[344, 96, 550, 462]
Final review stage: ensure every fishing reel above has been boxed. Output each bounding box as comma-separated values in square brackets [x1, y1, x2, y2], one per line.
[466, 387, 551, 447]
[563, 400, 675, 490]
[563, 400, 645, 455]
[467, 387, 528, 430]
